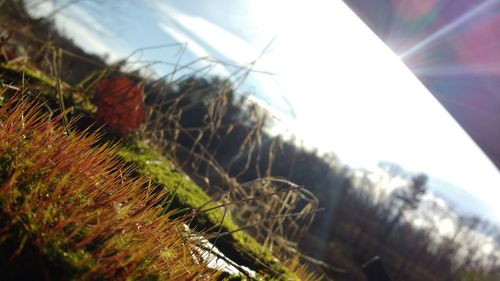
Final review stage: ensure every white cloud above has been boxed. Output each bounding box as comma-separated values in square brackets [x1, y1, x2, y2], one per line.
[157, 22, 230, 78]
[64, 5, 115, 38]
[56, 14, 122, 60]
[150, 1, 262, 65]
[25, 0, 129, 62]
[24, 0, 55, 18]
[158, 22, 211, 60]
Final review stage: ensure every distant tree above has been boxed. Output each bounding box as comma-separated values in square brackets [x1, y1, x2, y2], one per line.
[455, 216, 483, 274]
[382, 173, 428, 241]
[394, 173, 428, 209]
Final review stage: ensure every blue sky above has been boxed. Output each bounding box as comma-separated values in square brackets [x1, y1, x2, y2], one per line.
[27, 0, 500, 221]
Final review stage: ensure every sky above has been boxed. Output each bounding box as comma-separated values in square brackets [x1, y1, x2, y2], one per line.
[26, 0, 500, 221]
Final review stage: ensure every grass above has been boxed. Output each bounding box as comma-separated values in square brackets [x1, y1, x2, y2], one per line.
[0, 88, 313, 279]
[0, 1, 323, 278]
[139, 75, 320, 263]
[0, 62, 321, 280]
[0, 62, 61, 88]
[117, 140, 297, 279]
[0, 93, 217, 280]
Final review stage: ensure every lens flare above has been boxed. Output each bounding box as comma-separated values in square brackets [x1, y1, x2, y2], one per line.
[391, 0, 439, 22]
[455, 15, 500, 76]
[400, 0, 498, 59]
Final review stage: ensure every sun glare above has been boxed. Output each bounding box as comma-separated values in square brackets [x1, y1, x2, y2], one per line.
[437, 218, 456, 237]
[246, 0, 500, 212]
[263, 1, 468, 168]
[30, 0, 500, 221]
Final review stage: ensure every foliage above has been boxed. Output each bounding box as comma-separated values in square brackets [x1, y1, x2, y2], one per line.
[140, 75, 320, 263]
[117, 141, 297, 279]
[4, 1, 500, 281]
[93, 76, 145, 136]
[0, 93, 216, 280]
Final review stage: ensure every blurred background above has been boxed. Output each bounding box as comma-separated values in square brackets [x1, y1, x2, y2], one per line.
[7, 0, 500, 280]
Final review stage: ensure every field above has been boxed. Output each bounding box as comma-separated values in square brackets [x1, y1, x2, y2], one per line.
[0, 0, 321, 280]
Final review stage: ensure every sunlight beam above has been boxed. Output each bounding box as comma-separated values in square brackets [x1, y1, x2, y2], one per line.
[400, 0, 499, 59]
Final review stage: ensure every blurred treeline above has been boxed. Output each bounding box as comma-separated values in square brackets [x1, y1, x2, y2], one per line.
[140, 76, 500, 281]
[2, 1, 500, 280]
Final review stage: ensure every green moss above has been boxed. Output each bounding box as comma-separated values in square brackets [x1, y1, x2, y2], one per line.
[117, 140, 298, 280]
[43, 241, 93, 278]
[0, 63, 58, 88]
[218, 272, 245, 281]
[0, 149, 15, 185]
[120, 143, 232, 225]
[0, 58, 300, 279]
[0, 156, 92, 280]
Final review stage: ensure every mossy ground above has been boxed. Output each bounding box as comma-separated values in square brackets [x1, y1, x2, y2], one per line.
[118, 141, 297, 279]
[0, 96, 219, 280]
[0, 2, 316, 277]
[0, 67, 302, 279]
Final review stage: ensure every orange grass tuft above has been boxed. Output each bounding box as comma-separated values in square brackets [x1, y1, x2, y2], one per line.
[284, 257, 323, 281]
[0, 93, 215, 280]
